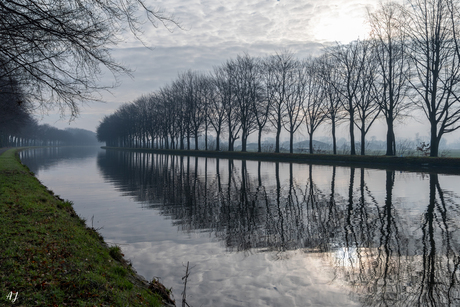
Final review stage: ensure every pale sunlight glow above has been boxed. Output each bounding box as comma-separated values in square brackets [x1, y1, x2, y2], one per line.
[312, 11, 370, 43]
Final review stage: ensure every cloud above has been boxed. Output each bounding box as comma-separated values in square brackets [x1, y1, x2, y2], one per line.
[39, 0, 408, 137]
[137, 0, 380, 49]
[139, 0, 318, 48]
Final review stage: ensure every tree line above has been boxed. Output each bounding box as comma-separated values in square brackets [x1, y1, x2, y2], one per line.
[97, 0, 460, 157]
[1, 119, 100, 148]
[0, 73, 97, 147]
[0, 71, 100, 147]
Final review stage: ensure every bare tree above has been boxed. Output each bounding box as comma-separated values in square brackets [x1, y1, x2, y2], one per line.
[264, 51, 295, 153]
[0, 0, 178, 118]
[167, 79, 188, 150]
[216, 62, 240, 151]
[175, 71, 206, 150]
[303, 58, 327, 154]
[404, 0, 460, 156]
[368, 2, 411, 156]
[354, 45, 381, 155]
[197, 74, 215, 150]
[209, 69, 227, 151]
[327, 40, 370, 155]
[145, 93, 162, 148]
[283, 59, 306, 154]
[133, 95, 151, 148]
[230, 54, 262, 152]
[252, 62, 271, 153]
[316, 54, 346, 155]
[158, 85, 181, 149]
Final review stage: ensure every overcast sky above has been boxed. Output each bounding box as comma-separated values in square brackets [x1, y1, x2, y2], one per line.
[39, 0, 460, 144]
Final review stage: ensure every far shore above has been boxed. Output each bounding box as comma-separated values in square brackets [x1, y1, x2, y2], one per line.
[102, 146, 460, 175]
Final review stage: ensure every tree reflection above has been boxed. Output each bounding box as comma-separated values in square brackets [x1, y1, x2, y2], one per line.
[96, 151, 460, 306]
[19, 146, 100, 173]
[412, 173, 460, 306]
[331, 170, 460, 306]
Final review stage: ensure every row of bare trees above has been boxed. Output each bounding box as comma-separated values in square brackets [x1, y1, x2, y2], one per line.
[0, 71, 100, 147]
[97, 53, 327, 154]
[98, 0, 460, 157]
[1, 119, 100, 147]
[0, 67, 100, 147]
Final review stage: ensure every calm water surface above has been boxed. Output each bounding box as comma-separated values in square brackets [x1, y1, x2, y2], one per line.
[20, 147, 460, 306]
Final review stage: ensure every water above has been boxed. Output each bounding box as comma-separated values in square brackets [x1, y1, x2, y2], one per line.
[20, 147, 460, 306]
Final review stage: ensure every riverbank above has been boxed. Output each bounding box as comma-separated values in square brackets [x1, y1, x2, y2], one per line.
[0, 148, 175, 306]
[102, 147, 460, 175]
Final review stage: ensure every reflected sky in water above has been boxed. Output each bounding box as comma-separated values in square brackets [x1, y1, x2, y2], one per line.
[20, 147, 460, 306]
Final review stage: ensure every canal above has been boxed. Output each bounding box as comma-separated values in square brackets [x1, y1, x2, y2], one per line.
[20, 147, 460, 306]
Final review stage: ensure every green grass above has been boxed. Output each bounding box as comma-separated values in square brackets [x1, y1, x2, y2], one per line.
[0, 148, 172, 306]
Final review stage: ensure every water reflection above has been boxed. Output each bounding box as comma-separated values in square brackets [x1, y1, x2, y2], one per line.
[94, 150, 460, 306]
[19, 146, 100, 173]
[331, 170, 460, 307]
[19, 148, 460, 306]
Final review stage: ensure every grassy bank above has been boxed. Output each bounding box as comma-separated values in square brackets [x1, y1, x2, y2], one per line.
[0, 148, 175, 306]
[103, 147, 460, 175]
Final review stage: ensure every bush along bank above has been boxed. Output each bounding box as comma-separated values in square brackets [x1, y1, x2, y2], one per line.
[0, 148, 175, 306]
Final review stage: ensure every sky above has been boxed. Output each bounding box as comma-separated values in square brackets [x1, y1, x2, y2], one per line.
[39, 0, 460, 145]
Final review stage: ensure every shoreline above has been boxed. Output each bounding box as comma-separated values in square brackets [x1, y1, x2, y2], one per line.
[102, 146, 460, 175]
[0, 148, 175, 306]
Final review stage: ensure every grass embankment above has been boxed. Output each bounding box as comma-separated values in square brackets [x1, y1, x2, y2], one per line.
[0, 149, 174, 306]
[103, 147, 460, 175]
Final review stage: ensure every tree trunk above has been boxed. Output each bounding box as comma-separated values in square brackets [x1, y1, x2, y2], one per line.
[275, 125, 281, 153]
[332, 120, 337, 155]
[205, 121, 208, 150]
[180, 129, 184, 150]
[187, 130, 190, 150]
[228, 132, 233, 151]
[230, 138, 236, 152]
[349, 109, 356, 155]
[242, 134, 247, 152]
[385, 116, 395, 156]
[430, 125, 439, 157]
[216, 131, 220, 151]
[258, 128, 262, 153]
[361, 128, 365, 156]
